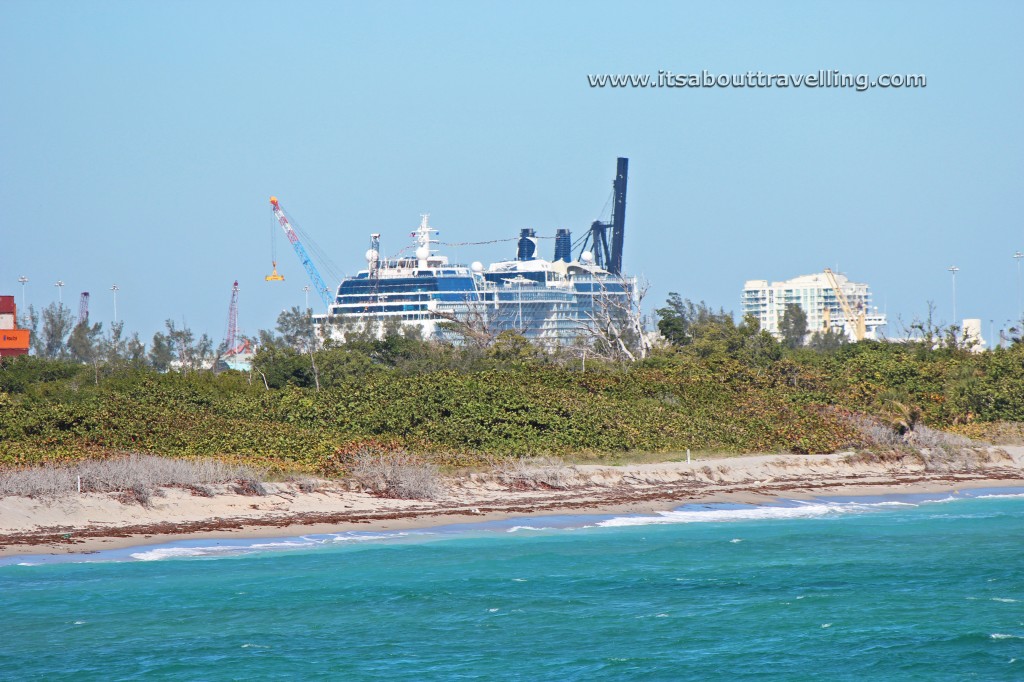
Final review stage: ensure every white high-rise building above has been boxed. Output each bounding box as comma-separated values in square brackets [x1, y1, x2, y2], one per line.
[742, 271, 887, 342]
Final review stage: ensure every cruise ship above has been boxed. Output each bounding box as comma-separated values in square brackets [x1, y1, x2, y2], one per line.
[312, 158, 637, 347]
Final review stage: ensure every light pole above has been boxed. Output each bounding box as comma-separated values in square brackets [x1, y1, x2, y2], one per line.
[1014, 251, 1023, 322]
[17, 276, 28, 310]
[54, 280, 65, 305]
[303, 285, 310, 311]
[111, 284, 120, 322]
[947, 266, 959, 327]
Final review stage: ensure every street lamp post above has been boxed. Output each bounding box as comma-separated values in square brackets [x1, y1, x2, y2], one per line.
[17, 276, 28, 310]
[1014, 251, 1023, 322]
[948, 266, 959, 327]
[111, 284, 120, 323]
[54, 280, 65, 305]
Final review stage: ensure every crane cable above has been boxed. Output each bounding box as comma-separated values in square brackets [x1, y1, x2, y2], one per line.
[438, 236, 555, 248]
[284, 210, 345, 284]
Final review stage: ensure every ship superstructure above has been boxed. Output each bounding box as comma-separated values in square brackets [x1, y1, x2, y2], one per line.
[315, 215, 635, 347]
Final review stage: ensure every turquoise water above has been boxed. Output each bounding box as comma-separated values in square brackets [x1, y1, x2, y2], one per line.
[3, 491, 1024, 680]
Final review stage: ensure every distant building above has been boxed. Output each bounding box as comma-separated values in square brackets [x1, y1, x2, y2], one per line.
[961, 318, 985, 351]
[742, 271, 887, 342]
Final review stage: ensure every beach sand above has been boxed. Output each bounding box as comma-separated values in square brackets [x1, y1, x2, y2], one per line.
[3, 447, 1023, 558]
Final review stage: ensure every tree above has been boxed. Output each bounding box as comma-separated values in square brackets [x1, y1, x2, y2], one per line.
[146, 320, 213, 372]
[432, 300, 504, 349]
[808, 328, 847, 352]
[656, 293, 694, 346]
[275, 306, 317, 353]
[103, 320, 126, 362]
[67, 320, 103, 363]
[575, 276, 650, 362]
[655, 295, 780, 365]
[125, 332, 146, 363]
[39, 303, 74, 359]
[20, 305, 41, 355]
[149, 330, 174, 371]
[778, 304, 809, 349]
[907, 301, 941, 349]
[656, 295, 733, 348]
[1008, 317, 1024, 346]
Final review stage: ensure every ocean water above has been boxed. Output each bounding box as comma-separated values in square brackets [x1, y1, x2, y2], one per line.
[3, 490, 1024, 680]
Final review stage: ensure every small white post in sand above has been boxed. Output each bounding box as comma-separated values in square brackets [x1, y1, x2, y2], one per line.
[686, 449, 691, 464]
[77, 476, 81, 494]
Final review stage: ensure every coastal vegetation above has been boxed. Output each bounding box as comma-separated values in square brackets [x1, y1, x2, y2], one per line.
[2, 298, 1023, 478]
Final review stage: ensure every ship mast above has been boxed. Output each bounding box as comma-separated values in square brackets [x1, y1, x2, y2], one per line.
[415, 214, 439, 268]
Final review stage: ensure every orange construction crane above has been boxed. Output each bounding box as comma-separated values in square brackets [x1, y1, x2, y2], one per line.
[823, 268, 866, 341]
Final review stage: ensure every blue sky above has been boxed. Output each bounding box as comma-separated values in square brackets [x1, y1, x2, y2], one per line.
[2, 1, 1022, 344]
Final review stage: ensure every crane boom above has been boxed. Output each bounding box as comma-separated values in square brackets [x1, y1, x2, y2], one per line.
[823, 268, 866, 341]
[224, 280, 239, 352]
[269, 196, 333, 309]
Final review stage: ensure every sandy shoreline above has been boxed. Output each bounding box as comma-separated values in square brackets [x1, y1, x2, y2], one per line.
[3, 448, 1024, 559]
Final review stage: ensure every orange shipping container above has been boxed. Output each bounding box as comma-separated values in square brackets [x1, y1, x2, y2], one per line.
[0, 329, 30, 356]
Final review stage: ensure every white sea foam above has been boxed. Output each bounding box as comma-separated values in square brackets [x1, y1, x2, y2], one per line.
[596, 501, 869, 528]
[325, 532, 409, 544]
[990, 633, 1024, 640]
[507, 526, 553, 533]
[821, 623, 832, 629]
[976, 493, 1024, 500]
[591, 493, 988, 529]
[73, 621, 86, 625]
[130, 547, 228, 561]
[129, 540, 316, 561]
[248, 540, 314, 549]
[992, 598, 1019, 603]
[128, 531, 423, 561]
[730, 538, 743, 543]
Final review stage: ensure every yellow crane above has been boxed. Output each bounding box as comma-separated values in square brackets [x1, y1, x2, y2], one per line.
[265, 261, 284, 282]
[823, 268, 866, 341]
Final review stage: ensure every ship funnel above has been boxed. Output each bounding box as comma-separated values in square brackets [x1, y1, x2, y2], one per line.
[554, 229, 572, 263]
[517, 228, 538, 261]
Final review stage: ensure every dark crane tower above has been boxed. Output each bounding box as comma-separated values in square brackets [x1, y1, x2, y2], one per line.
[608, 157, 628, 276]
[583, 157, 629, 275]
[77, 292, 90, 326]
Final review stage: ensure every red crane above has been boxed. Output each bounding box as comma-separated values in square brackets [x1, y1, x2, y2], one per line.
[220, 278, 249, 358]
[224, 280, 241, 354]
